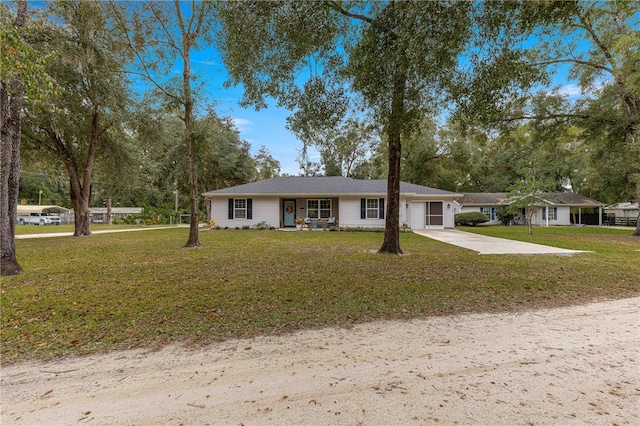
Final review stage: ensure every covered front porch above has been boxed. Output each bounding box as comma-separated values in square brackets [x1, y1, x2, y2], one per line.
[279, 197, 340, 229]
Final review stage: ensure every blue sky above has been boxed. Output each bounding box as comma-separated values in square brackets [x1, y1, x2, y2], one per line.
[29, 1, 602, 177]
[186, 28, 589, 179]
[190, 46, 308, 176]
[191, 59, 582, 178]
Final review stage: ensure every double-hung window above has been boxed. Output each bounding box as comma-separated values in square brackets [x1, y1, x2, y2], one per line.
[360, 198, 385, 219]
[234, 199, 247, 219]
[367, 199, 380, 219]
[228, 198, 252, 219]
[307, 199, 331, 219]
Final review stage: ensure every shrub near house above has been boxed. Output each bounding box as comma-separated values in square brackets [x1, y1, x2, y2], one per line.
[455, 212, 490, 226]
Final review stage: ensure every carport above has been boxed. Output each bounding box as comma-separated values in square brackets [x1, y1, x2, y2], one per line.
[17, 205, 72, 224]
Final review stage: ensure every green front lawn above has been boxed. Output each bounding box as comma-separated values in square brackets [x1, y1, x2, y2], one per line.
[2, 227, 638, 364]
[458, 225, 637, 252]
[14, 224, 167, 235]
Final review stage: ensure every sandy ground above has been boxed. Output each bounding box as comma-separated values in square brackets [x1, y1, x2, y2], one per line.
[2, 297, 638, 426]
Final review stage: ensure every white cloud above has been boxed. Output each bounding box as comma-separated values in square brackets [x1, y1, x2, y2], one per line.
[232, 118, 253, 131]
[558, 83, 582, 97]
[556, 79, 610, 98]
[193, 59, 217, 66]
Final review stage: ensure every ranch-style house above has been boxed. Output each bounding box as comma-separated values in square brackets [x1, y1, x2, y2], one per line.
[203, 176, 460, 230]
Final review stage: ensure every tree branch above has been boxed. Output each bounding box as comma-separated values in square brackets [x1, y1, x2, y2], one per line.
[575, 6, 635, 116]
[496, 113, 616, 126]
[326, 1, 373, 24]
[150, 3, 181, 56]
[531, 58, 613, 76]
[108, 3, 181, 102]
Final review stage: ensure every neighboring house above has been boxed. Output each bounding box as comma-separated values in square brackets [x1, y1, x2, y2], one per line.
[604, 202, 639, 219]
[604, 202, 639, 226]
[455, 193, 605, 226]
[455, 193, 506, 225]
[203, 176, 460, 230]
[89, 207, 143, 223]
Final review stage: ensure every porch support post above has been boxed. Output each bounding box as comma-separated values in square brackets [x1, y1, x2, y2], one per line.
[598, 206, 602, 225]
[546, 206, 549, 227]
[579, 207, 582, 225]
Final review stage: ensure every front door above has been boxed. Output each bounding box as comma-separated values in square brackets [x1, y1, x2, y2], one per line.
[283, 200, 296, 227]
[426, 202, 444, 229]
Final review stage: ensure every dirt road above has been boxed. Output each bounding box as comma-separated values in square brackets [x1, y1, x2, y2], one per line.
[2, 297, 638, 425]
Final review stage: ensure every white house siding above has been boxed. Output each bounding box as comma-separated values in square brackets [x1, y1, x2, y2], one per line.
[530, 206, 571, 226]
[410, 202, 425, 229]
[400, 196, 409, 227]
[338, 196, 386, 228]
[210, 196, 280, 228]
[211, 194, 456, 229]
[443, 201, 455, 228]
[555, 207, 571, 225]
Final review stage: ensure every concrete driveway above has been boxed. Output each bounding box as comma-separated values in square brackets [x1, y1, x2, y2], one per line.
[414, 229, 589, 255]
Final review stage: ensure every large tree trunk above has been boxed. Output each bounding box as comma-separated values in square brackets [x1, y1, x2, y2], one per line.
[58, 110, 99, 237]
[0, 0, 27, 276]
[63, 110, 100, 237]
[67, 156, 91, 236]
[181, 22, 201, 248]
[378, 58, 405, 255]
[69, 180, 92, 237]
[184, 102, 201, 247]
[378, 128, 402, 254]
[106, 190, 112, 225]
[633, 190, 640, 237]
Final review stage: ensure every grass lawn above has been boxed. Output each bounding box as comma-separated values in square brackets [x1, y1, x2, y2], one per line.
[2, 226, 638, 364]
[14, 224, 167, 235]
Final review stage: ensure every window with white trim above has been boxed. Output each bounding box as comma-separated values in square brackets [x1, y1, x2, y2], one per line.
[307, 199, 331, 219]
[234, 198, 247, 219]
[366, 198, 380, 219]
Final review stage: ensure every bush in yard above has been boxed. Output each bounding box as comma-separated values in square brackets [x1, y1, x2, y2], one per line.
[253, 221, 270, 230]
[455, 212, 490, 226]
[496, 206, 515, 225]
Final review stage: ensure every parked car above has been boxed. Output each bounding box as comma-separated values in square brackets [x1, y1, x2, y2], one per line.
[18, 212, 62, 226]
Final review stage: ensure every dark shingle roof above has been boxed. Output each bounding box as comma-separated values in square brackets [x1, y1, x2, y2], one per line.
[203, 177, 457, 197]
[457, 192, 604, 207]
[456, 193, 507, 205]
[542, 193, 605, 207]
